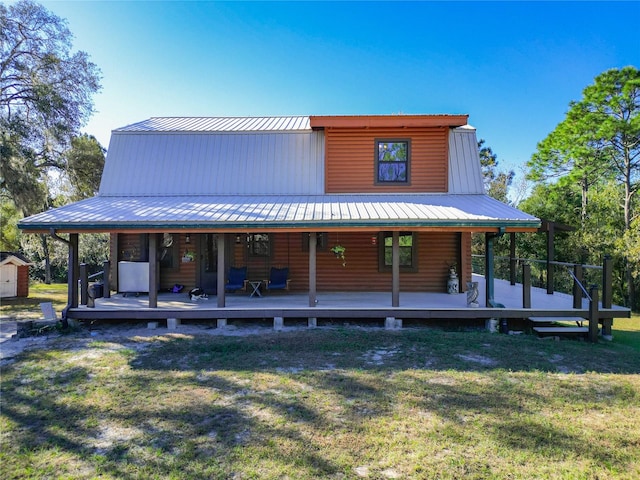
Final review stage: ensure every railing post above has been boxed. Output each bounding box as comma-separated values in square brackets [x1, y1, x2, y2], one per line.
[573, 264, 583, 309]
[522, 263, 531, 308]
[546, 224, 555, 295]
[102, 260, 111, 298]
[601, 255, 613, 338]
[80, 263, 88, 305]
[588, 286, 599, 343]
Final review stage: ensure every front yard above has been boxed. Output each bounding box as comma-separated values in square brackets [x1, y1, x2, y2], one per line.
[1, 307, 639, 479]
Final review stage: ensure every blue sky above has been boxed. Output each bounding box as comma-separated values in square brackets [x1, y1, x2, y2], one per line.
[41, 1, 639, 177]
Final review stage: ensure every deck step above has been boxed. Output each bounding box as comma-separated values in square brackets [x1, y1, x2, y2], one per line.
[529, 316, 586, 324]
[533, 326, 589, 336]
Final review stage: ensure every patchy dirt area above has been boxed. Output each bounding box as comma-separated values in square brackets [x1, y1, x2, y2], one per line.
[0, 318, 291, 364]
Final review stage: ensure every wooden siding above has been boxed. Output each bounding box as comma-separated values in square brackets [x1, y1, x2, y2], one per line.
[113, 231, 464, 294]
[240, 232, 461, 293]
[16, 265, 29, 297]
[325, 127, 449, 193]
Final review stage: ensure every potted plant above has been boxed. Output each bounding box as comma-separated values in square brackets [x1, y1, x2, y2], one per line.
[182, 251, 194, 262]
[330, 244, 346, 267]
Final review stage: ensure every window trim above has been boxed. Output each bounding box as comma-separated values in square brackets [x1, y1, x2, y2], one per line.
[378, 232, 418, 272]
[375, 139, 411, 185]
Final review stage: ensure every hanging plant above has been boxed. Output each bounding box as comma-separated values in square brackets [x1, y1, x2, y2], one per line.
[331, 245, 346, 267]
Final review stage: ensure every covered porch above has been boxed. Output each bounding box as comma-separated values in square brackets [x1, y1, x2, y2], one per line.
[68, 274, 631, 341]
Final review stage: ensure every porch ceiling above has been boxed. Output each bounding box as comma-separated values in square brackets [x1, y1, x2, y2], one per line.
[18, 193, 540, 232]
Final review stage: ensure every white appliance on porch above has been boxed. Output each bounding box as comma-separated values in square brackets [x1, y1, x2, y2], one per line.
[118, 261, 149, 295]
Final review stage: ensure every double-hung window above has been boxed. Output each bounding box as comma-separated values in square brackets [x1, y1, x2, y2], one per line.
[376, 140, 410, 184]
[379, 232, 418, 271]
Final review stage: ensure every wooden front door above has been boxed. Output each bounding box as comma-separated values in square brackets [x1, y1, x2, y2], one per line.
[198, 234, 218, 295]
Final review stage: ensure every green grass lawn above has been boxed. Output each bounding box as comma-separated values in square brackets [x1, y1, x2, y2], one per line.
[0, 283, 68, 321]
[1, 286, 639, 478]
[2, 325, 640, 478]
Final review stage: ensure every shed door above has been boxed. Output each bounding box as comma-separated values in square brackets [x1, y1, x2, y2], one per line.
[0, 264, 17, 298]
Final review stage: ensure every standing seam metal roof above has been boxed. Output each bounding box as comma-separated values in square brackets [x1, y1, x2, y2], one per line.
[18, 194, 540, 230]
[115, 116, 312, 133]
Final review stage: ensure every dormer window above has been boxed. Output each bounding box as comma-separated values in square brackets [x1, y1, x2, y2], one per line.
[376, 139, 410, 184]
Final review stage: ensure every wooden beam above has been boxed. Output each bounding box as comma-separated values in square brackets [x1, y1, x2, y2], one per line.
[309, 233, 317, 307]
[217, 234, 226, 308]
[148, 234, 158, 308]
[392, 231, 400, 307]
[69, 233, 79, 309]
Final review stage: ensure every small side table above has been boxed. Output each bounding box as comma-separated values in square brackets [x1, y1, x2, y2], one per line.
[249, 280, 262, 298]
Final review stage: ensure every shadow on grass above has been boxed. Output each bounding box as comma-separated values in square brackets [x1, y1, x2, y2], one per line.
[129, 328, 640, 374]
[2, 328, 640, 478]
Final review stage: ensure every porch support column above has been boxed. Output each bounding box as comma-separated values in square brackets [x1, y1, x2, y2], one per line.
[148, 234, 158, 308]
[68, 233, 79, 309]
[392, 231, 400, 307]
[308, 233, 317, 307]
[485, 233, 495, 308]
[217, 234, 226, 308]
[601, 255, 613, 338]
[546, 223, 555, 294]
[509, 232, 517, 285]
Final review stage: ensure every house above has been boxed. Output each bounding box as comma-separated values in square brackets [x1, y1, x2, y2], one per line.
[0, 251, 31, 298]
[18, 115, 541, 313]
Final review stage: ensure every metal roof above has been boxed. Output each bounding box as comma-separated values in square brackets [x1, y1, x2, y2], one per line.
[19, 194, 540, 231]
[115, 116, 311, 133]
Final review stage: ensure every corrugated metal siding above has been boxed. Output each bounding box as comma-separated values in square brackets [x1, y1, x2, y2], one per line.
[101, 131, 325, 195]
[448, 126, 484, 194]
[325, 127, 449, 193]
[115, 116, 311, 133]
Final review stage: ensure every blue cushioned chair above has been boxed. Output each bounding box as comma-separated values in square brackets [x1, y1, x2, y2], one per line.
[265, 267, 290, 291]
[225, 266, 247, 292]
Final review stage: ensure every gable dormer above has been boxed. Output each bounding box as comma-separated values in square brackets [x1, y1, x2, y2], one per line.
[310, 114, 469, 194]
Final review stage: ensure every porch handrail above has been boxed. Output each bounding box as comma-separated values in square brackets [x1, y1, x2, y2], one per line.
[471, 254, 603, 271]
[566, 266, 592, 302]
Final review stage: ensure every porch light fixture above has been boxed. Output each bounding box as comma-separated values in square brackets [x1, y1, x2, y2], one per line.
[185, 233, 191, 244]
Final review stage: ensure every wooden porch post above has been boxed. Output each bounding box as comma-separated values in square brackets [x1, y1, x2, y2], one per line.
[522, 263, 531, 308]
[546, 223, 555, 294]
[509, 232, 517, 285]
[103, 260, 111, 298]
[217, 234, 226, 308]
[392, 231, 400, 307]
[148, 234, 158, 308]
[308, 233, 317, 307]
[68, 233, 79, 309]
[572, 264, 583, 309]
[588, 286, 599, 343]
[80, 263, 88, 305]
[485, 233, 494, 308]
[601, 255, 613, 338]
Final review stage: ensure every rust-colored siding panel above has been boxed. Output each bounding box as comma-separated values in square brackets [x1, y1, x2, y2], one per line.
[17, 265, 29, 297]
[265, 232, 459, 293]
[113, 232, 461, 294]
[325, 127, 449, 193]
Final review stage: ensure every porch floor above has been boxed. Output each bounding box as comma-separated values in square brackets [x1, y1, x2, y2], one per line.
[81, 275, 627, 314]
